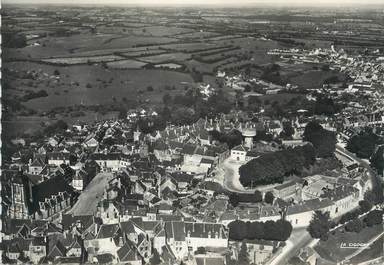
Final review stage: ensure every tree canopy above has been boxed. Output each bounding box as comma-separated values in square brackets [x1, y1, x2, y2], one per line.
[239, 145, 316, 187]
[303, 121, 336, 158]
[307, 211, 331, 241]
[228, 219, 292, 242]
[347, 127, 383, 159]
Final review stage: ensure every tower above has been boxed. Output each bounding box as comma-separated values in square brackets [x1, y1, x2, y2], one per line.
[242, 128, 256, 149]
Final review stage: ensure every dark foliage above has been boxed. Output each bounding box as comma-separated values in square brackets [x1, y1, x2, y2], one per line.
[346, 127, 383, 159]
[239, 145, 316, 187]
[228, 219, 292, 242]
[303, 121, 336, 158]
[307, 211, 331, 241]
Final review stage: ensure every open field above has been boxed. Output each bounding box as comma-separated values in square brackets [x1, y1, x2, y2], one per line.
[4, 4, 383, 138]
[106, 59, 148, 69]
[314, 225, 383, 263]
[140, 52, 191, 63]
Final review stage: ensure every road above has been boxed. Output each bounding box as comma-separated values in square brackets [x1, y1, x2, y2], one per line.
[342, 232, 384, 264]
[218, 158, 281, 194]
[69, 172, 114, 216]
[267, 228, 314, 265]
[336, 144, 383, 191]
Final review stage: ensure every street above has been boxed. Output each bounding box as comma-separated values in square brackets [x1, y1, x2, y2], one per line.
[69, 172, 114, 216]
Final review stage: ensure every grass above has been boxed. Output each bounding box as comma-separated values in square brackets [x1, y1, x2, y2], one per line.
[314, 225, 383, 263]
[5, 61, 195, 112]
[106, 59, 148, 69]
[349, 235, 383, 264]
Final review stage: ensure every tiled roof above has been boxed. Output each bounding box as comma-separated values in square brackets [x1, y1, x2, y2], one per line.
[165, 221, 185, 241]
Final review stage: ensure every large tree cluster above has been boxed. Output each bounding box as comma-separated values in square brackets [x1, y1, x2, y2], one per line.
[347, 127, 383, 159]
[239, 144, 316, 187]
[303, 121, 336, 158]
[228, 219, 292, 242]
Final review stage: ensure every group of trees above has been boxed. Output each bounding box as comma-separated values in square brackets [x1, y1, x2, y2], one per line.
[313, 95, 342, 116]
[209, 129, 243, 149]
[228, 219, 292, 242]
[308, 211, 333, 241]
[280, 121, 295, 139]
[239, 144, 316, 187]
[229, 191, 275, 207]
[158, 88, 232, 127]
[229, 191, 263, 207]
[303, 121, 336, 158]
[346, 127, 383, 159]
[20, 90, 49, 102]
[308, 202, 383, 241]
[370, 145, 384, 176]
[343, 209, 383, 233]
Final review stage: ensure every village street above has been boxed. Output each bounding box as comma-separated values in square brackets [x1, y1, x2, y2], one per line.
[69, 172, 114, 216]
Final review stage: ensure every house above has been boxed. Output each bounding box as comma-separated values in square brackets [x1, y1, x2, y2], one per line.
[185, 222, 228, 252]
[232, 239, 275, 265]
[66, 236, 84, 257]
[273, 181, 299, 199]
[29, 237, 47, 264]
[72, 169, 87, 191]
[83, 135, 99, 148]
[117, 241, 141, 265]
[91, 153, 130, 172]
[47, 240, 67, 261]
[8, 172, 75, 220]
[47, 152, 71, 166]
[230, 145, 248, 161]
[28, 157, 46, 175]
[89, 223, 124, 255]
[164, 221, 188, 260]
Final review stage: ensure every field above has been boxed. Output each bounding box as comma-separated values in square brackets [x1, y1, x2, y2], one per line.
[106, 59, 148, 69]
[140, 52, 191, 63]
[314, 225, 383, 263]
[5, 5, 374, 136]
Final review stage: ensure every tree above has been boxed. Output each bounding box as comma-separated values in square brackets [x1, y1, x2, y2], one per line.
[314, 95, 340, 116]
[239, 145, 316, 187]
[303, 121, 336, 158]
[280, 121, 295, 139]
[195, 247, 206, 255]
[346, 127, 383, 159]
[359, 200, 373, 213]
[228, 220, 248, 240]
[364, 210, 383, 227]
[264, 191, 275, 204]
[162, 93, 172, 105]
[345, 219, 364, 233]
[370, 145, 384, 175]
[247, 221, 264, 240]
[238, 242, 249, 265]
[308, 211, 331, 241]
[254, 190, 263, 202]
[150, 248, 161, 265]
[147, 85, 154, 92]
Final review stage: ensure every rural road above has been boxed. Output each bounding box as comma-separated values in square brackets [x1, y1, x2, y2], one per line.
[69, 172, 114, 216]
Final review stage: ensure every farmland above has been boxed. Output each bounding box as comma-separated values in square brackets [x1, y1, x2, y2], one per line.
[4, 4, 379, 137]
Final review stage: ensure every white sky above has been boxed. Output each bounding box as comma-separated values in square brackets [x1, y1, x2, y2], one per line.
[4, 0, 384, 7]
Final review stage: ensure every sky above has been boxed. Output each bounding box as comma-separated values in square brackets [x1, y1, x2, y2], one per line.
[4, 0, 384, 7]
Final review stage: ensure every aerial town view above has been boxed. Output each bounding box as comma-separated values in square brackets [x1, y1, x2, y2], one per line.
[1, 0, 384, 264]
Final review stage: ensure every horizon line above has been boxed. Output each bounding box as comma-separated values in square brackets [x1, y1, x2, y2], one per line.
[3, 2, 384, 8]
